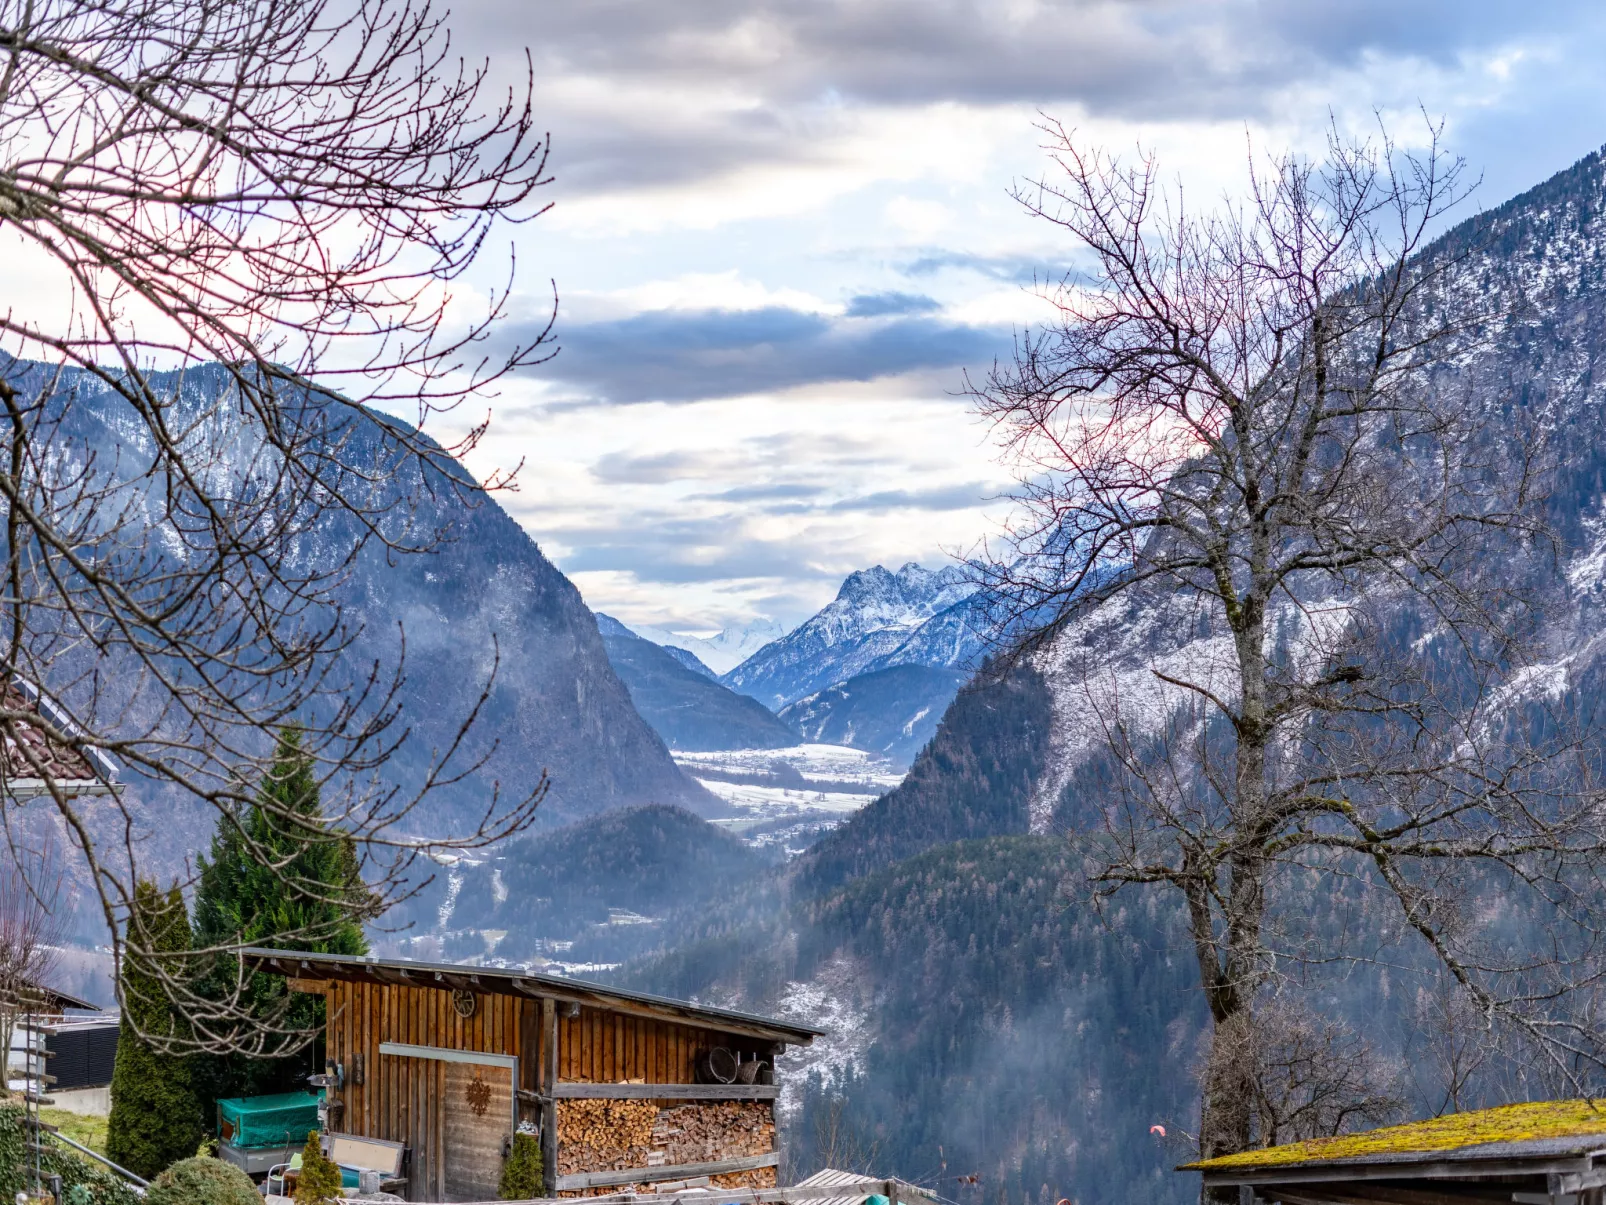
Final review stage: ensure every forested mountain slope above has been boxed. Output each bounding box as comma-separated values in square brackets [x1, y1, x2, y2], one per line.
[778, 664, 967, 768]
[0, 359, 712, 848]
[620, 837, 1203, 1205]
[385, 804, 770, 967]
[794, 662, 1051, 895]
[595, 614, 800, 750]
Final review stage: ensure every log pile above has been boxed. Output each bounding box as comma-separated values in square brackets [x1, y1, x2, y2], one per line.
[556, 1098, 776, 1177]
[711, 1167, 780, 1190]
[654, 1102, 774, 1165]
[563, 1168, 777, 1199]
[557, 1100, 659, 1170]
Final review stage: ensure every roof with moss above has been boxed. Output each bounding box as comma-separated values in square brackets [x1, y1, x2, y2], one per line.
[1183, 1099, 1606, 1174]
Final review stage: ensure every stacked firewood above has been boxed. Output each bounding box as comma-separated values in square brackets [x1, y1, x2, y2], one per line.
[555, 1099, 776, 1176]
[562, 1168, 777, 1199]
[711, 1167, 780, 1190]
[556, 1100, 659, 1172]
[654, 1102, 775, 1165]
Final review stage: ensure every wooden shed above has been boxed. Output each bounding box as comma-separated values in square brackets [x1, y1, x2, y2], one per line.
[244, 948, 821, 1204]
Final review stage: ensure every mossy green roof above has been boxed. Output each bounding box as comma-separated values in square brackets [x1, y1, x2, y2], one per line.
[1184, 1099, 1606, 1172]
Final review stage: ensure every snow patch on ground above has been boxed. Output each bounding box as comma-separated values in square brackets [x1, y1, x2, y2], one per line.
[674, 744, 904, 789]
[672, 744, 903, 849]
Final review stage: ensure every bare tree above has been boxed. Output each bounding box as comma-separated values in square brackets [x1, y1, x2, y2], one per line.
[0, 0, 554, 1055]
[974, 119, 1606, 1169]
[0, 840, 65, 1075]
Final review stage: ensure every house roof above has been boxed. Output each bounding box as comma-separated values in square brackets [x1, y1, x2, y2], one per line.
[0, 679, 119, 798]
[242, 948, 823, 1046]
[1184, 1099, 1606, 1188]
[0, 976, 103, 1014]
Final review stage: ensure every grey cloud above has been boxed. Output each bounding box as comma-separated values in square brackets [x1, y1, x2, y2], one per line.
[701, 482, 827, 503]
[453, 0, 1598, 196]
[591, 449, 723, 484]
[845, 292, 940, 317]
[899, 251, 1050, 283]
[829, 482, 997, 512]
[527, 305, 1007, 404]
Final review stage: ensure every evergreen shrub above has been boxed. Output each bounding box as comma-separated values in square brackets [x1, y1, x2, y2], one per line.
[143, 1156, 258, 1205]
[105, 880, 206, 1180]
[499, 1131, 543, 1198]
[292, 1131, 343, 1204]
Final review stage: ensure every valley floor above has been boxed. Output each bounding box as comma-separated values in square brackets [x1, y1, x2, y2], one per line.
[673, 744, 905, 856]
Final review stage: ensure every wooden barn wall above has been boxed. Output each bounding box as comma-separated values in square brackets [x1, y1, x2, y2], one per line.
[322, 980, 528, 1202]
[319, 982, 778, 1200]
[556, 1006, 772, 1082]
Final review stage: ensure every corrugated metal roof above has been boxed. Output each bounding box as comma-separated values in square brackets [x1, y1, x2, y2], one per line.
[793, 1169, 932, 1205]
[242, 948, 824, 1043]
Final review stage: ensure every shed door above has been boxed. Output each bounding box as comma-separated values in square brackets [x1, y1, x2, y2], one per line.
[442, 1061, 514, 1202]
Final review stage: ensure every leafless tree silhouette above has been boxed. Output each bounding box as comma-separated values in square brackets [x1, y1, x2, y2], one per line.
[975, 118, 1606, 1168]
[0, 0, 554, 1055]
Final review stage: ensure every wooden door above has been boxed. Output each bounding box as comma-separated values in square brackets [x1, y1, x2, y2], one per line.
[441, 1061, 514, 1201]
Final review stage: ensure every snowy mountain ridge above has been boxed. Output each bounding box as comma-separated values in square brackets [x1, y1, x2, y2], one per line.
[721, 562, 976, 709]
[626, 617, 786, 675]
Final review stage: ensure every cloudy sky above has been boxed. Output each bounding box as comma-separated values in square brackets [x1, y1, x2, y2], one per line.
[431, 0, 1606, 634]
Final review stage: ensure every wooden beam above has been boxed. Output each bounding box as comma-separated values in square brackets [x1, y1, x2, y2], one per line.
[1278, 1184, 1529, 1205]
[548, 1083, 777, 1101]
[1204, 1154, 1597, 1189]
[540, 997, 557, 1198]
[452, 1177, 930, 1205]
[555, 1152, 779, 1191]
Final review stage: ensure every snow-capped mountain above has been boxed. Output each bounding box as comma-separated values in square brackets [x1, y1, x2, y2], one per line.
[722, 562, 975, 709]
[627, 617, 786, 675]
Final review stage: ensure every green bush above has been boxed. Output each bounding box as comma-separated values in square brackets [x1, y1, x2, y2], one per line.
[0, 1100, 141, 1205]
[293, 1131, 343, 1205]
[499, 1131, 544, 1199]
[143, 1157, 258, 1205]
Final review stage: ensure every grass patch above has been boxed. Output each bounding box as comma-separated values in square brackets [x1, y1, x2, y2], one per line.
[38, 1107, 108, 1156]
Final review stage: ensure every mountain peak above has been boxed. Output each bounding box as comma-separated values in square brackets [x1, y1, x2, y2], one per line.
[723, 560, 980, 708]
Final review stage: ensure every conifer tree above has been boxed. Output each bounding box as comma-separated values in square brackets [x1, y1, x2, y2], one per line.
[193, 726, 374, 1105]
[106, 881, 205, 1180]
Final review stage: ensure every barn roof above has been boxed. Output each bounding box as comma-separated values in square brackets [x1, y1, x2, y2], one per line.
[242, 948, 823, 1045]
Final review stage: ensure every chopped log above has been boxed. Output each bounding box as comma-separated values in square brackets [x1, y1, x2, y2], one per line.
[551, 1083, 776, 1101]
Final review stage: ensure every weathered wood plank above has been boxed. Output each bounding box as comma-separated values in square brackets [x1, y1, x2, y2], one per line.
[554, 1152, 780, 1191]
[532, 1083, 777, 1101]
[540, 997, 558, 1198]
[450, 1178, 928, 1205]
